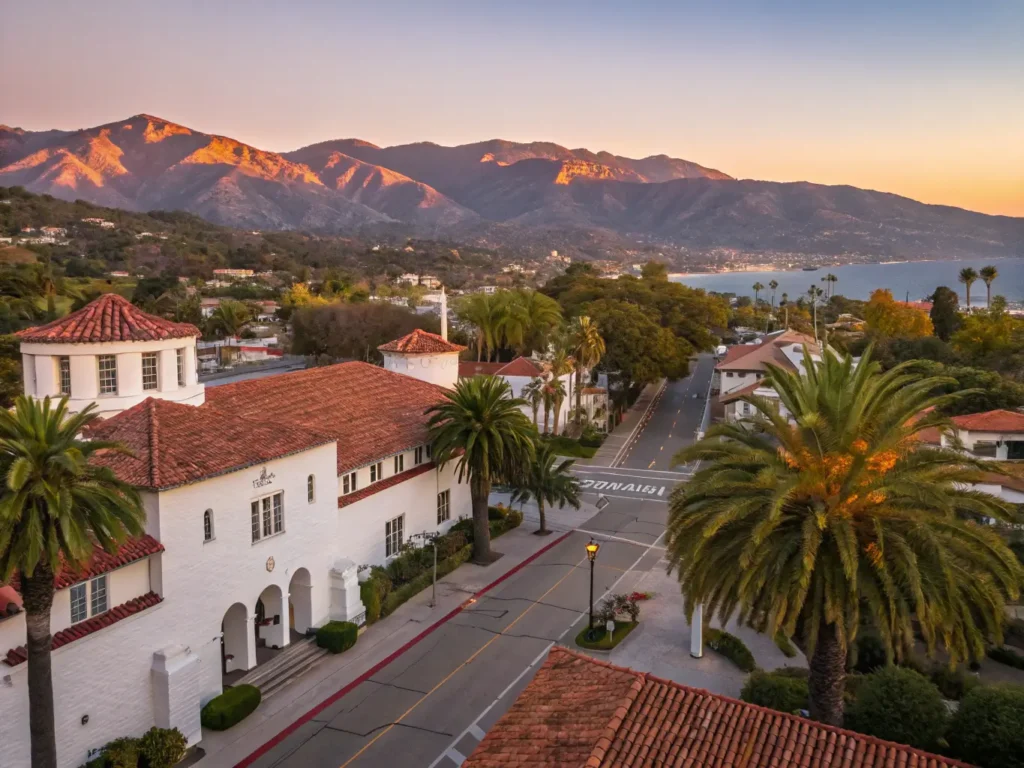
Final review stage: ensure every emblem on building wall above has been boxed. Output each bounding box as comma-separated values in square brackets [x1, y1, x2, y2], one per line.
[253, 466, 276, 489]
[266, 556, 275, 572]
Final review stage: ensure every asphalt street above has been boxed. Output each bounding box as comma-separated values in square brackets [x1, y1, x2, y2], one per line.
[247, 355, 715, 768]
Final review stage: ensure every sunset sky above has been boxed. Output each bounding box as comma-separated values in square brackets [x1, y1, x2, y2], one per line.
[3, 0, 1022, 216]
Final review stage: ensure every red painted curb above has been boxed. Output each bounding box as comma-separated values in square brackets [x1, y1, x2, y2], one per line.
[234, 529, 574, 767]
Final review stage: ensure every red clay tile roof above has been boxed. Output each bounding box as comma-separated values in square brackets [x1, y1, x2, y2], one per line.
[88, 398, 335, 490]
[719, 378, 767, 404]
[9, 534, 164, 595]
[716, 330, 818, 373]
[465, 647, 970, 768]
[950, 409, 1024, 434]
[16, 293, 200, 344]
[4, 592, 162, 666]
[497, 357, 544, 377]
[459, 357, 544, 379]
[378, 328, 466, 354]
[205, 361, 447, 475]
[975, 471, 1024, 494]
[338, 462, 436, 509]
[459, 361, 507, 377]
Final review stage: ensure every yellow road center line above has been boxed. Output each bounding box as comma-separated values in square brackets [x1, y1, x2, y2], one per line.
[337, 555, 587, 768]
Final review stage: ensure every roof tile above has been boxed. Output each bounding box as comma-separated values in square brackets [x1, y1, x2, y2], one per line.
[16, 293, 200, 343]
[378, 328, 466, 354]
[950, 409, 1024, 433]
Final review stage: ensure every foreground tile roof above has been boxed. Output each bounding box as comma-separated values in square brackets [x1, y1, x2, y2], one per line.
[4, 592, 163, 666]
[204, 361, 449, 475]
[16, 293, 200, 343]
[716, 330, 818, 373]
[338, 462, 435, 509]
[88, 398, 335, 490]
[951, 408, 1024, 434]
[378, 328, 466, 354]
[464, 647, 969, 768]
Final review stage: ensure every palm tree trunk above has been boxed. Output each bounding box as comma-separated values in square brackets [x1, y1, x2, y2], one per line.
[470, 474, 493, 564]
[987, 284, 992, 308]
[808, 617, 846, 727]
[538, 499, 548, 534]
[543, 405, 550, 435]
[476, 334, 483, 362]
[574, 367, 582, 425]
[531, 405, 539, 429]
[553, 397, 563, 436]
[22, 564, 58, 768]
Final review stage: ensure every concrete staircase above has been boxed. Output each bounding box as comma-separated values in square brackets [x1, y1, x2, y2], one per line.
[233, 637, 329, 700]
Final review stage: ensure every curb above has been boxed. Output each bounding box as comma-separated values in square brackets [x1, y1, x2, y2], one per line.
[234, 529, 574, 767]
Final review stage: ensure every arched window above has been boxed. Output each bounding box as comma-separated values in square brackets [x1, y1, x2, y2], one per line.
[307, 474, 315, 504]
[203, 509, 214, 542]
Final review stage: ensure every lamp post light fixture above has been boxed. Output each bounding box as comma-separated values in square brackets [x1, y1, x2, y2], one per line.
[585, 539, 600, 635]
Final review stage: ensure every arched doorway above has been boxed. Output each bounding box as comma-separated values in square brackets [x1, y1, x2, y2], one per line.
[221, 602, 254, 676]
[289, 568, 313, 637]
[255, 584, 287, 651]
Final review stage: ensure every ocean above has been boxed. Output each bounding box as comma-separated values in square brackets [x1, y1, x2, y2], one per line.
[671, 257, 1024, 306]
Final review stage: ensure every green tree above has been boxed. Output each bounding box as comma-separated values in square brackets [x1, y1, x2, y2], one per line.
[0, 397, 145, 768]
[980, 265, 999, 308]
[206, 299, 252, 339]
[426, 377, 535, 564]
[498, 290, 562, 356]
[928, 286, 961, 341]
[585, 299, 692, 386]
[948, 684, 1024, 768]
[522, 377, 544, 429]
[548, 346, 573, 436]
[457, 292, 503, 362]
[752, 282, 764, 305]
[958, 267, 978, 310]
[666, 348, 1021, 726]
[569, 316, 605, 425]
[511, 442, 581, 534]
[844, 667, 948, 750]
[864, 289, 933, 338]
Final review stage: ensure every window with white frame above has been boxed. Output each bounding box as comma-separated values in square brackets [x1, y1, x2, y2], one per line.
[370, 462, 383, 483]
[203, 509, 214, 542]
[342, 471, 357, 494]
[176, 348, 186, 387]
[250, 491, 284, 543]
[142, 352, 159, 391]
[425, 443, 432, 459]
[741, 402, 751, 416]
[414, 446, 424, 465]
[307, 474, 315, 504]
[385, 514, 405, 557]
[98, 355, 117, 395]
[394, 454, 404, 474]
[58, 356, 71, 396]
[70, 575, 108, 624]
[437, 489, 450, 524]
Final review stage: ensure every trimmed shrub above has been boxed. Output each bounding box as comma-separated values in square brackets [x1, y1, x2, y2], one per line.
[200, 684, 261, 731]
[705, 628, 756, 672]
[844, 667, 947, 750]
[947, 684, 1024, 768]
[741, 670, 808, 713]
[102, 739, 140, 768]
[435, 529, 468, 560]
[988, 645, 1024, 670]
[316, 621, 358, 654]
[138, 726, 188, 768]
[852, 632, 887, 673]
[360, 579, 382, 624]
[381, 544, 472, 617]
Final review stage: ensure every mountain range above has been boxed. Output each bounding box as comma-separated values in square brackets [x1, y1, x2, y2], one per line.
[1, 114, 1021, 260]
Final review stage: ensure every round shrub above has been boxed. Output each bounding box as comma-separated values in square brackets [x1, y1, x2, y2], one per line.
[138, 726, 187, 768]
[844, 667, 947, 750]
[926, 663, 978, 701]
[947, 684, 1024, 768]
[741, 670, 808, 713]
[704, 628, 756, 672]
[101, 738, 139, 768]
[316, 620, 358, 654]
[200, 684, 261, 731]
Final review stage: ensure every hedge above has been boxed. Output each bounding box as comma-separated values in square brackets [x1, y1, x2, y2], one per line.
[704, 627, 756, 672]
[81, 727, 187, 768]
[947, 684, 1024, 768]
[200, 684, 262, 731]
[741, 670, 808, 713]
[988, 645, 1024, 670]
[844, 667, 947, 751]
[316, 621, 358, 654]
[382, 545, 472, 617]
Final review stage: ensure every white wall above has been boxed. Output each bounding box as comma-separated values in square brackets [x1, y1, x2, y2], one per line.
[382, 351, 460, 389]
[719, 370, 761, 395]
[943, 428, 1021, 460]
[502, 372, 573, 433]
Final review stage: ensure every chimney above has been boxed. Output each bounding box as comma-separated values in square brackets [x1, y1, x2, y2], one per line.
[440, 286, 448, 341]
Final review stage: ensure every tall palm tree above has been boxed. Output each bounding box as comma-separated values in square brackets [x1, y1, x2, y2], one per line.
[569, 316, 605, 426]
[522, 377, 544, 429]
[752, 282, 764, 306]
[807, 285, 824, 340]
[768, 280, 779, 311]
[958, 267, 978, 311]
[206, 299, 251, 339]
[500, 290, 562, 355]
[667, 348, 1021, 726]
[545, 377, 567, 437]
[780, 293, 789, 328]
[426, 377, 535, 564]
[980, 265, 998, 308]
[820, 273, 838, 300]
[0, 396, 145, 768]
[547, 346, 573, 436]
[828, 273, 838, 298]
[458, 292, 504, 362]
[511, 442, 581, 535]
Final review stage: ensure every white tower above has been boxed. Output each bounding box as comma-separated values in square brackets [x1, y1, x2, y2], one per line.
[378, 328, 465, 389]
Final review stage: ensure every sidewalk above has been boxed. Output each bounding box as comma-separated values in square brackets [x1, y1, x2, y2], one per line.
[194, 525, 569, 768]
[581, 379, 665, 467]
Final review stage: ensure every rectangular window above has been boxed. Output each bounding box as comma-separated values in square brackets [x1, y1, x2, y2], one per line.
[414, 446, 424, 465]
[425, 443, 432, 459]
[98, 355, 117, 395]
[177, 349, 186, 387]
[142, 353, 159, 391]
[251, 501, 260, 543]
[437, 489, 450, 524]
[273, 493, 283, 532]
[58, 356, 71, 396]
[90, 575, 108, 616]
[385, 514, 405, 558]
[204, 509, 214, 542]
[252, 491, 284, 543]
[394, 454, 404, 474]
[262, 496, 272, 537]
[307, 474, 315, 504]
[342, 472, 357, 494]
[370, 462, 383, 483]
[70, 583, 87, 623]
[726, 372, 734, 378]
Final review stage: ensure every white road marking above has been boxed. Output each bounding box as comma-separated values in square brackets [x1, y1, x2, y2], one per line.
[575, 529, 666, 549]
[580, 491, 668, 504]
[610, 379, 667, 466]
[445, 747, 466, 765]
[573, 465, 690, 477]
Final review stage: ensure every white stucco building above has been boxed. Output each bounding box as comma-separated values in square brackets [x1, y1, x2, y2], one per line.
[1, 295, 472, 768]
[458, 357, 578, 433]
[716, 330, 819, 422]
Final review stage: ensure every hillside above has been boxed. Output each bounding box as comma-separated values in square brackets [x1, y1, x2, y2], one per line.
[2, 114, 1022, 260]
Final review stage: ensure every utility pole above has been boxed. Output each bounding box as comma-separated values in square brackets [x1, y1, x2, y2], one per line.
[411, 531, 439, 607]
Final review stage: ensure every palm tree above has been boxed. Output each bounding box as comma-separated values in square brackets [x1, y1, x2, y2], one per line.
[522, 377, 544, 429]
[828, 273, 838, 298]
[511, 442, 581, 535]
[426, 377, 535, 564]
[0, 396, 145, 768]
[500, 290, 562, 355]
[206, 299, 251, 339]
[546, 377, 567, 437]
[458, 293, 504, 362]
[820, 273, 837, 300]
[807, 285, 824, 340]
[980, 265, 998, 308]
[958, 267, 978, 311]
[768, 280, 779, 311]
[569, 316, 605, 426]
[667, 348, 1021, 726]
[780, 293, 789, 328]
[752, 282, 764, 306]
[547, 345, 573, 436]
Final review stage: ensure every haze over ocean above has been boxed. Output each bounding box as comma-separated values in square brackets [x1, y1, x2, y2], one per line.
[672, 257, 1024, 304]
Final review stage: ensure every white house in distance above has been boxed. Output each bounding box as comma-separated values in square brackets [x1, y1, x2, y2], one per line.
[1, 295, 472, 768]
[716, 329, 819, 422]
[458, 357, 580, 432]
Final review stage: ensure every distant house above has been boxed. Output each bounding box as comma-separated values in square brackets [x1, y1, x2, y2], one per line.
[212, 269, 254, 279]
[108, 271, 130, 278]
[40, 226, 66, 237]
[396, 273, 419, 286]
[419, 275, 441, 289]
[458, 356, 577, 433]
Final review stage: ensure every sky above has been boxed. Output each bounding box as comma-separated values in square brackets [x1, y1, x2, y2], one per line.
[2, 0, 1023, 216]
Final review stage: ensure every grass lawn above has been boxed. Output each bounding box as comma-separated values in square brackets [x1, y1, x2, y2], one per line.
[575, 620, 637, 650]
[541, 435, 598, 459]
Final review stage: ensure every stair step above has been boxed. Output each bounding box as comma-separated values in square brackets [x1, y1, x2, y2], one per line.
[241, 646, 325, 688]
[234, 637, 329, 691]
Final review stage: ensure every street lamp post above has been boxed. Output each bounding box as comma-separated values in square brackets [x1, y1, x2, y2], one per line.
[585, 539, 600, 634]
